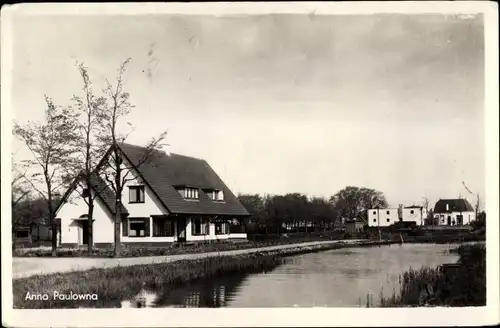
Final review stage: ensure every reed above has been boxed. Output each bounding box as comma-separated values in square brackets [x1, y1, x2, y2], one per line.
[378, 243, 486, 307]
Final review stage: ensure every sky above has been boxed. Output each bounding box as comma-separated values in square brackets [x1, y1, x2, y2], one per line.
[8, 12, 486, 208]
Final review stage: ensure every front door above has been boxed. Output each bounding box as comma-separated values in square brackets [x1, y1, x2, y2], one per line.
[177, 218, 186, 242]
[447, 216, 452, 226]
[81, 220, 89, 245]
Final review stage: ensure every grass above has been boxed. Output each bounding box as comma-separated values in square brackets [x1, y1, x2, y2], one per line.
[13, 234, 356, 258]
[14, 241, 368, 309]
[378, 243, 486, 307]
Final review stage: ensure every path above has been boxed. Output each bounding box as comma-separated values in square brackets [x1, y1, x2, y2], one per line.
[12, 239, 367, 279]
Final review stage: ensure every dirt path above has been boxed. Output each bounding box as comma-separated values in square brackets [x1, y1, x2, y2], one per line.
[12, 239, 367, 279]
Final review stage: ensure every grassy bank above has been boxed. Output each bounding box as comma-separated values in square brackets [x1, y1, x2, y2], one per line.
[13, 233, 360, 258]
[14, 240, 384, 308]
[379, 243, 486, 307]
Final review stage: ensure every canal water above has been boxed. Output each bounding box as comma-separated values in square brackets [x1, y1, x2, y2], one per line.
[127, 243, 461, 308]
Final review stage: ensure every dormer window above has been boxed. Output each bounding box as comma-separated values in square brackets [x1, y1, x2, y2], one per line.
[207, 189, 224, 201]
[129, 185, 145, 203]
[176, 187, 199, 199]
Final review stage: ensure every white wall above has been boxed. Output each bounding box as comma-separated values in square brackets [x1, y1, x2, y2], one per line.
[367, 208, 399, 227]
[56, 184, 114, 245]
[402, 208, 427, 226]
[434, 211, 476, 225]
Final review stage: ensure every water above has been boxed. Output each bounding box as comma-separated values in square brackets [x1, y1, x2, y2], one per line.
[127, 243, 461, 308]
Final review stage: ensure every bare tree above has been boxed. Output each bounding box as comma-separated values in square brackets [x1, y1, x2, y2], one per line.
[63, 62, 111, 255]
[13, 97, 78, 256]
[99, 59, 167, 257]
[462, 181, 481, 218]
[11, 153, 30, 208]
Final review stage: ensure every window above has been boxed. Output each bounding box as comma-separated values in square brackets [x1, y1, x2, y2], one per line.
[386, 211, 390, 215]
[373, 219, 376, 222]
[373, 211, 376, 215]
[129, 186, 145, 203]
[15, 230, 29, 238]
[153, 217, 174, 237]
[178, 187, 199, 199]
[207, 189, 224, 201]
[386, 218, 390, 222]
[440, 215, 445, 223]
[410, 210, 414, 214]
[215, 222, 229, 235]
[124, 218, 150, 237]
[192, 217, 209, 235]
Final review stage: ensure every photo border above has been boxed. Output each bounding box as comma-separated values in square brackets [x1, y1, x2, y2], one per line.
[1, 2, 498, 327]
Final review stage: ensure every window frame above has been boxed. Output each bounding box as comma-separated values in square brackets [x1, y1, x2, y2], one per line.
[152, 217, 175, 237]
[129, 185, 146, 204]
[191, 217, 209, 236]
[126, 217, 149, 237]
[215, 222, 229, 235]
[184, 188, 199, 200]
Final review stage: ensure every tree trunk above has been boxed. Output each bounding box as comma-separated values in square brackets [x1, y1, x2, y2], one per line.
[48, 193, 57, 257]
[113, 148, 123, 257]
[87, 198, 94, 255]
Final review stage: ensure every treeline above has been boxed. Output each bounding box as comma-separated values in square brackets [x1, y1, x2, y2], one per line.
[237, 186, 388, 234]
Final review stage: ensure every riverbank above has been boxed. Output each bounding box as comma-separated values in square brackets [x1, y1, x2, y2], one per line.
[12, 239, 384, 279]
[378, 243, 486, 307]
[13, 239, 392, 308]
[13, 234, 357, 258]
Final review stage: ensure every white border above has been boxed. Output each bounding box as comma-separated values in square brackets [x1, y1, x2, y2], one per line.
[1, 2, 499, 327]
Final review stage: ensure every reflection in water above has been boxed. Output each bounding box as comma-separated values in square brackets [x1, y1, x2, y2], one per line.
[148, 272, 250, 308]
[124, 243, 461, 308]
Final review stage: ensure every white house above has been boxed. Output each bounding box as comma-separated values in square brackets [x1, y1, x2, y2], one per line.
[367, 205, 428, 227]
[432, 198, 476, 226]
[55, 143, 249, 247]
[367, 208, 399, 227]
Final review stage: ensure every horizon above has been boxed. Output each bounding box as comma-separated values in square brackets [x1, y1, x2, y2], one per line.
[9, 13, 485, 210]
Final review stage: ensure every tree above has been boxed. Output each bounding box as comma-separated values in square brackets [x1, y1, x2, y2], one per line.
[330, 186, 388, 223]
[99, 59, 167, 257]
[11, 153, 30, 208]
[63, 62, 111, 255]
[13, 97, 78, 256]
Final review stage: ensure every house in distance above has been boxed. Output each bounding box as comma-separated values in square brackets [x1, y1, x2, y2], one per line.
[367, 205, 428, 227]
[432, 198, 476, 226]
[55, 143, 249, 247]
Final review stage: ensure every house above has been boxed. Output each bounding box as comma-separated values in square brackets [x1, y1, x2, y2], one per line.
[432, 198, 476, 226]
[402, 205, 427, 226]
[367, 208, 399, 227]
[55, 143, 250, 247]
[367, 205, 428, 227]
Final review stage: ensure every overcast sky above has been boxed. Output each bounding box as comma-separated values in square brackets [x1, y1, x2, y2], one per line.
[9, 13, 485, 208]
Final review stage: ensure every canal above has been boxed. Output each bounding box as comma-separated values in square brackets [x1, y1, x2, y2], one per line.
[125, 243, 461, 308]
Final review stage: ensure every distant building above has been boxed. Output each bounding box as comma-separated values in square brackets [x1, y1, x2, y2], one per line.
[367, 205, 427, 227]
[432, 198, 476, 226]
[345, 218, 364, 233]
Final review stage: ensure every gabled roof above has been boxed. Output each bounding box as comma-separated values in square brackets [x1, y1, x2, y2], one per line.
[433, 198, 474, 213]
[118, 143, 249, 216]
[55, 172, 129, 217]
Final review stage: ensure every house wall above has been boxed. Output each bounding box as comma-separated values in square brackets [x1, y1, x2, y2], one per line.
[402, 208, 427, 226]
[56, 184, 114, 245]
[433, 211, 476, 225]
[367, 208, 399, 227]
